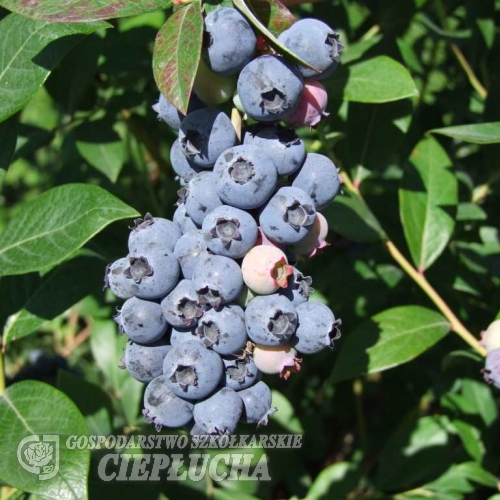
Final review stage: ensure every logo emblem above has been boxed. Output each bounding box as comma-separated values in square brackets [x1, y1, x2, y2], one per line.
[17, 435, 59, 480]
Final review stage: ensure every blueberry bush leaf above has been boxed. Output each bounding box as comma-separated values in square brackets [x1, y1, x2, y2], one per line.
[246, 0, 295, 36]
[332, 306, 450, 382]
[429, 122, 500, 144]
[327, 56, 419, 103]
[0, 114, 17, 187]
[2, 254, 105, 346]
[399, 136, 458, 271]
[0, 381, 89, 499]
[0, 0, 173, 22]
[0, 184, 139, 277]
[153, 1, 204, 115]
[0, 14, 109, 122]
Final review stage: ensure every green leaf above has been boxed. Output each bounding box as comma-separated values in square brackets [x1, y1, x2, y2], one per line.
[451, 420, 484, 461]
[75, 119, 127, 183]
[0, 381, 89, 498]
[429, 122, 500, 144]
[0, 184, 138, 277]
[399, 136, 458, 271]
[457, 202, 487, 221]
[0, 0, 172, 22]
[58, 370, 113, 436]
[246, 0, 295, 36]
[0, 13, 108, 122]
[0, 114, 17, 185]
[461, 378, 498, 426]
[327, 56, 419, 103]
[153, 2, 204, 115]
[325, 191, 385, 243]
[307, 462, 362, 500]
[232, 0, 317, 71]
[2, 254, 105, 346]
[270, 390, 303, 433]
[332, 306, 450, 382]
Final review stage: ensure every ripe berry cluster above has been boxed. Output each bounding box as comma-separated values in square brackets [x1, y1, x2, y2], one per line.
[104, 7, 343, 435]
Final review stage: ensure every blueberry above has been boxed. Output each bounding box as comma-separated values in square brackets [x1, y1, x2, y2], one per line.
[202, 205, 258, 259]
[292, 153, 341, 209]
[173, 203, 199, 234]
[278, 267, 314, 306]
[192, 254, 244, 308]
[104, 257, 136, 300]
[122, 339, 172, 383]
[152, 92, 204, 130]
[163, 340, 223, 400]
[170, 138, 205, 183]
[214, 145, 277, 210]
[245, 294, 297, 346]
[161, 279, 204, 328]
[243, 126, 306, 176]
[259, 186, 317, 245]
[193, 58, 236, 105]
[238, 381, 276, 426]
[195, 304, 247, 356]
[170, 325, 204, 346]
[128, 213, 182, 254]
[124, 252, 180, 300]
[293, 301, 341, 354]
[182, 172, 223, 226]
[174, 230, 209, 279]
[277, 19, 343, 80]
[193, 387, 243, 434]
[179, 108, 237, 168]
[484, 349, 500, 389]
[223, 356, 260, 391]
[115, 297, 168, 344]
[237, 55, 304, 122]
[143, 375, 194, 429]
[204, 8, 256, 75]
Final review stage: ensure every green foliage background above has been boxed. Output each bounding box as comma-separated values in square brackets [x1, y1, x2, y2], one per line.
[0, 0, 499, 498]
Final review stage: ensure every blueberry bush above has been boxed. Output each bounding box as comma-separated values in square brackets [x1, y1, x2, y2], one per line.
[0, 0, 500, 499]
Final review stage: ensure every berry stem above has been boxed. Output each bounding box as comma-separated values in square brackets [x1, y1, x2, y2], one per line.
[231, 107, 242, 142]
[339, 169, 486, 357]
[0, 346, 5, 394]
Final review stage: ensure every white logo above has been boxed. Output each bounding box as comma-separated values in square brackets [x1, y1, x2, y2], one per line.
[17, 435, 59, 480]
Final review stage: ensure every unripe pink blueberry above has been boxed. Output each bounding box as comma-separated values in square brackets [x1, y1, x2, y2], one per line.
[284, 81, 329, 129]
[292, 212, 330, 259]
[256, 227, 285, 250]
[253, 343, 302, 380]
[241, 245, 293, 295]
[481, 320, 500, 352]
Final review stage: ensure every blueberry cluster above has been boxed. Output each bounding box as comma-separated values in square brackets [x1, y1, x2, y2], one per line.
[104, 8, 343, 435]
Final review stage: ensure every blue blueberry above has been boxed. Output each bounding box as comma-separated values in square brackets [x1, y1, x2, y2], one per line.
[202, 205, 258, 259]
[143, 375, 194, 429]
[259, 186, 317, 245]
[237, 55, 304, 122]
[195, 304, 247, 355]
[279, 267, 314, 306]
[161, 279, 204, 328]
[152, 92, 204, 130]
[277, 19, 343, 80]
[122, 339, 172, 383]
[292, 153, 341, 209]
[124, 252, 180, 300]
[163, 340, 223, 400]
[204, 8, 256, 75]
[193, 387, 243, 434]
[115, 297, 168, 344]
[182, 172, 223, 226]
[174, 230, 209, 280]
[245, 294, 297, 346]
[223, 356, 260, 391]
[179, 108, 237, 168]
[238, 381, 276, 426]
[170, 138, 204, 183]
[173, 204, 199, 234]
[104, 257, 136, 300]
[128, 213, 182, 254]
[214, 145, 277, 210]
[192, 254, 244, 308]
[243, 126, 306, 176]
[293, 301, 341, 354]
[484, 349, 500, 389]
[170, 325, 203, 346]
